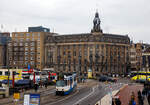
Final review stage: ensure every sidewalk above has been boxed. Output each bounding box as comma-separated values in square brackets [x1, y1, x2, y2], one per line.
[96, 84, 149, 105]
[0, 85, 55, 105]
[115, 84, 149, 105]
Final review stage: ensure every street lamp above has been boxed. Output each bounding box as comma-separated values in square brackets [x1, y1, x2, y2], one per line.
[78, 55, 81, 82]
[68, 55, 71, 72]
[57, 55, 61, 73]
[95, 53, 99, 77]
[84, 59, 87, 78]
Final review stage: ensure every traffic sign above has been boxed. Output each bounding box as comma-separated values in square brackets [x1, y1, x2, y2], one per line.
[13, 93, 20, 100]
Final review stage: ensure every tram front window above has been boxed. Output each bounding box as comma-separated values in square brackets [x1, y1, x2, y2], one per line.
[56, 80, 66, 87]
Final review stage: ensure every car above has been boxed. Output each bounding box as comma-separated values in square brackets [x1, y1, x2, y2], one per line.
[107, 77, 117, 82]
[99, 76, 108, 82]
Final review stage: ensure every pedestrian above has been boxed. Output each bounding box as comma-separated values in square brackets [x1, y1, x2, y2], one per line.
[34, 83, 39, 92]
[129, 100, 136, 105]
[115, 97, 121, 105]
[138, 90, 144, 105]
[112, 98, 116, 105]
[129, 92, 136, 105]
[131, 91, 135, 100]
[44, 82, 47, 89]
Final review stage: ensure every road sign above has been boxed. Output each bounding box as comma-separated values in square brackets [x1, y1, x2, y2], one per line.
[24, 94, 40, 105]
[13, 93, 20, 100]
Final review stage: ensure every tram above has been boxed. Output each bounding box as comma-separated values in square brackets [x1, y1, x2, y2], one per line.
[56, 73, 77, 95]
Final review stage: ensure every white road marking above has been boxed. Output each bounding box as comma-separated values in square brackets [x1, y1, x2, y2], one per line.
[73, 86, 96, 105]
[46, 89, 80, 105]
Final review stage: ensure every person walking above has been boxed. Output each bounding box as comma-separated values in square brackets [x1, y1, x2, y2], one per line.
[34, 83, 39, 92]
[129, 92, 136, 105]
[115, 98, 121, 105]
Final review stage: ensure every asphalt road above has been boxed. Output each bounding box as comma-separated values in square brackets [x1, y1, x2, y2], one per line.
[46, 81, 123, 105]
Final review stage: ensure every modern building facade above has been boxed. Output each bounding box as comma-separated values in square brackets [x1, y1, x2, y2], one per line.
[7, 30, 52, 70]
[142, 47, 150, 72]
[28, 26, 50, 32]
[45, 12, 130, 78]
[130, 43, 137, 71]
[0, 32, 10, 68]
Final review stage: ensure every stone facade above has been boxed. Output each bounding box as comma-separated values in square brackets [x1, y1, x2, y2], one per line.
[45, 12, 130, 78]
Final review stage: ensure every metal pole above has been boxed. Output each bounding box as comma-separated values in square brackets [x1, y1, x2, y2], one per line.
[146, 56, 148, 82]
[7, 51, 9, 87]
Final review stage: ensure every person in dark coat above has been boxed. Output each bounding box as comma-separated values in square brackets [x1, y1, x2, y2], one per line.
[34, 83, 39, 92]
[115, 98, 121, 105]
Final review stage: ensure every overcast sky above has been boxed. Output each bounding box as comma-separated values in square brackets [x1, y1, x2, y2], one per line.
[0, 0, 150, 43]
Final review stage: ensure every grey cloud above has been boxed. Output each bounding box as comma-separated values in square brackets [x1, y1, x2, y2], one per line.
[0, 0, 150, 42]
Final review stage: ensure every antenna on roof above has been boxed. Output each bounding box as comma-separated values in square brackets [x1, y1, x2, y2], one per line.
[53, 28, 54, 33]
[15, 28, 17, 32]
[0, 24, 3, 32]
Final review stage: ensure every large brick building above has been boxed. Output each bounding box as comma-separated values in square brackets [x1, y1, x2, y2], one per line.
[7, 28, 52, 70]
[0, 32, 10, 68]
[45, 12, 130, 78]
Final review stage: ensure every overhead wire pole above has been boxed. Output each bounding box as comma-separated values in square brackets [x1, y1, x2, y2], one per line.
[7, 48, 10, 87]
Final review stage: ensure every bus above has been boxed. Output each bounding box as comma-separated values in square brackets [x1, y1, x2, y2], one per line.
[131, 71, 150, 82]
[0, 69, 22, 82]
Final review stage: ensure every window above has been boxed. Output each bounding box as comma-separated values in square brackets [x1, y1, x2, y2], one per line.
[8, 43, 12, 46]
[31, 52, 35, 55]
[32, 33, 35, 37]
[9, 57, 12, 60]
[73, 51, 76, 56]
[19, 43, 23, 46]
[0, 71, 2, 75]
[37, 38, 40, 41]
[15, 33, 18, 37]
[15, 39, 18, 41]
[31, 61, 34, 65]
[20, 39, 24, 42]
[26, 33, 30, 37]
[25, 57, 28, 60]
[38, 47, 40, 50]
[20, 33, 24, 37]
[26, 38, 30, 41]
[38, 33, 40, 37]
[37, 42, 40, 45]
[31, 47, 34, 51]
[14, 47, 18, 51]
[25, 43, 28, 46]
[5, 71, 10, 76]
[19, 57, 23, 61]
[25, 61, 28, 65]
[31, 57, 34, 60]
[31, 38, 35, 41]
[20, 48, 24, 51]
[14, 57, 17, 60]
[31, 42, 35, 46]
[14, 43, 17, 46]
[25, 47, 28, 51]
[25, 52, 28, 55]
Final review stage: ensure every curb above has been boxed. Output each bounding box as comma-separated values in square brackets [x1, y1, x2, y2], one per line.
[115, 84, 128, 96]
[95, 84, 128, 105]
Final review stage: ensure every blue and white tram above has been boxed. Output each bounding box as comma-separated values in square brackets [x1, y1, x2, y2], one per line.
[56, 73, 77, 95]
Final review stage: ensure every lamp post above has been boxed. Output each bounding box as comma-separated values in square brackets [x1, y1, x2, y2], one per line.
[95, 53, 99, 77]
[78, 55, 81, 82]
[57, 55, 61, 73]
[89, 54, 93, 71]
[84, 59, 87, 79]
[68, 55, 71, 72]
